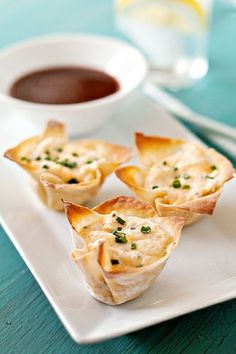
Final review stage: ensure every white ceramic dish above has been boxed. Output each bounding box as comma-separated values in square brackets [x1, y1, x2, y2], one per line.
[0, 34, 147, 136]
[1, 93, 236, 344]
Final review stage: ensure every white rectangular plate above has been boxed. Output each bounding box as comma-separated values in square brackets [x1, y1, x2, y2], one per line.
[0, 93, 236, 344]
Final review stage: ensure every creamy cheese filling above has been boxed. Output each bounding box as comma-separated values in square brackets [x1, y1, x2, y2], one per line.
[144, 143, 221, 204]
[21, 137, 107, 183]
[80, 212, 173, 269]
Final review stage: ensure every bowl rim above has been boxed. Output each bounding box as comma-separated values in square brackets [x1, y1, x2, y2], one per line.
[0, 33, 148, 111]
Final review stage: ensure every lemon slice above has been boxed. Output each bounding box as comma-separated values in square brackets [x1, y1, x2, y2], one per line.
[117, 0, 205, 17]
[116, 0, 206, 32]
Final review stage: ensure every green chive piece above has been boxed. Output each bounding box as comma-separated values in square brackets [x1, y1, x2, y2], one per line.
[67, 178, 79, 184]
[183, 184, 190, 189]
[20, 156, 30, 162]
[56, 147, 63, 153]
[42, 165, 49, 169]
[131, 242, 137, 250]
[205, 175, 214, 179]
[152, 185, 159, 189]
[172, 179, 181, 188]
[58, 160, 77, 168]
[115, 235, 128, 244]
[163, 161, 167, 166]
[35, 156, 41, 161]
[86, 160, 93, 164]
[183, 173, 191, 179]
[72, 152, 79, 157]
[112, 230, 126, 236]
[211, 165, 217, 171]
[45, 150, 50, 155]
[140, 226, 151, 234]
[113, 231, 128, 243]
[117, 227, 122, 231]
[111, 259, 119, 265]
[45, 156, 51, 161]
[116, 216, 126, 225]
[174, 167, 178, 172]
[130, 227, 135, 230]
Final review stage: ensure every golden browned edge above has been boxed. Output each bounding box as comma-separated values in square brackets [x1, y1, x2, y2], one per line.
[42, 120, 66, 139]
[135, 132, 184, 161]
[4, 136, 40, 173]
[115, 166, 159, 207]
[115, 165, 146, 191]
[3, 120, 66, 171]
[135, 132, 184, 149]
[93, 195, 158, 218]
[64, 200, 99, 232]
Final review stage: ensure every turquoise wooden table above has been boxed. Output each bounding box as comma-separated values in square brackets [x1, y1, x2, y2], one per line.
[1, 1, 236, 352]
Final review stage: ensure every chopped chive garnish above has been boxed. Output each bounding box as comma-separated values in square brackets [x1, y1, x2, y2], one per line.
[67, 178, 79, 184]
[117, 227, 122, 231]
[173, 167, 178, 172]
[86, 160, 93, 164]
[112, 213, 116, 217]
[45, 156, 51, 161]
[163, 161, 167, 166]
[183, 173, 191, 179]
[131, 242, 137, 250]
[56, 147, 63, 153]
[140, 226, 151, 234]
[45, 150, 50, 155]
[172, 179, 181, 188]
[111, 259, 119, 265]
[72, 152, 78, 157]
[115, 235, 128, 244]
[183, 184, 190, 189]
[131, 227, 136, 230]
[116, 216, 126, 225]
[211, 165, 217, 171]
[113, 231, 128, 243]
[152, 185, 159, 189]
[112, 230, 126, 237]
[205, 175, 214, 179]
[42, 164, 49, 169]
[35, 156, 41, 161]
[20, 156, 30, 162]
[58, 160, 77, 168]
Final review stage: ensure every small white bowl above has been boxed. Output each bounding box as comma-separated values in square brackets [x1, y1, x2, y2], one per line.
[0, 34, 147, 136]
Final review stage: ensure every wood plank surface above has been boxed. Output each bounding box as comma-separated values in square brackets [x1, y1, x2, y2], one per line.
[0, 0, 236, 352]
[1, 227, 236, 353]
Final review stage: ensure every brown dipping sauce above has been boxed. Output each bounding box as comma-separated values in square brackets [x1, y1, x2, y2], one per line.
[9, 67, 120, 104]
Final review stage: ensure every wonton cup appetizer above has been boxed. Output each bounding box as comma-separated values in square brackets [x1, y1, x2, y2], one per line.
[64, 196, 185, 305]
[4, 121, 132, 211]
[115, 133, 234, 225]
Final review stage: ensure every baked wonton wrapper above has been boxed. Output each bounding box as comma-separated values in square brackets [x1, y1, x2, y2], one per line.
[115, 133, 234, 225]
[4, 121, 132, 210]
[64, 196, 185, 305]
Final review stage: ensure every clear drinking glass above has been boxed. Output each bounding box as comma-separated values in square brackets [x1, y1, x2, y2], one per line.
[115, 0, 213, 88]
